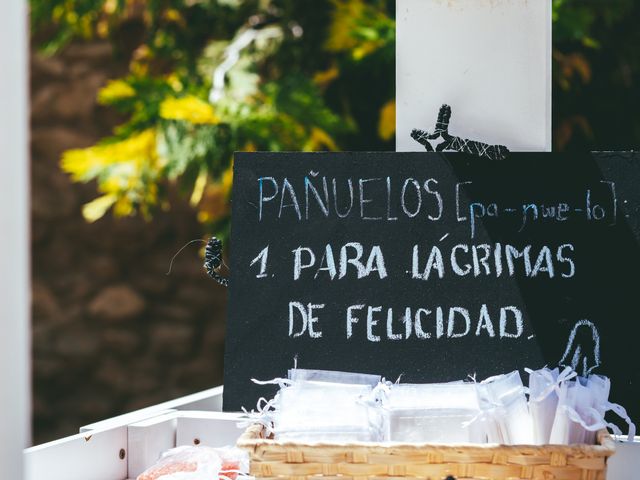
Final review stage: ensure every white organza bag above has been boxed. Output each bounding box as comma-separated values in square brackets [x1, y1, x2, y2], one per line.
[477, 371, 533, 444]
[527, 366, 576, 445]
[382, 383, 483, 443]
[586, 374, 636, 443]
[549, 374, 636, 445]
[254, 369, 385, 443]
[549, 378, 605, 444]
[246, 369, 384, 442]
[274, 382, 381, 442]
[473, 382, 505, 444]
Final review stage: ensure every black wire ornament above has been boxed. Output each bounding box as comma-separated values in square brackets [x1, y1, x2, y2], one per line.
[411, 104, 510, 161]
[204, 237, 229, 287]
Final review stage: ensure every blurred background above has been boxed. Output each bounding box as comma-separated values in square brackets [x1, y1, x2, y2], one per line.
[30, 0, 640, 444]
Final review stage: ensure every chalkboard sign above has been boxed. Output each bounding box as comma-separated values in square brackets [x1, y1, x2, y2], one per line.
[224, 151, 640, 425]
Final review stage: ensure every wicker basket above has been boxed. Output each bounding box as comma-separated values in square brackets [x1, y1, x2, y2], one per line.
[237, 424, 615, 480]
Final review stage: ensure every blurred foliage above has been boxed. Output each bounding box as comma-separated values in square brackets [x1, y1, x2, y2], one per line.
[552, 0, 640, 151]
[31, 0, 395, 235]
[30, 0, 640, 232]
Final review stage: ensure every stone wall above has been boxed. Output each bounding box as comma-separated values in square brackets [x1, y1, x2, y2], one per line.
[31, 41, 227, 445]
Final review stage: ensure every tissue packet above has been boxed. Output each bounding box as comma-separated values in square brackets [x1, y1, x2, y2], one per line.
[383, 383, 483, 443]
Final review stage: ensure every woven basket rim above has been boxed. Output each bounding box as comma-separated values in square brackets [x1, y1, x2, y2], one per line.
[238, 423, 616, 457]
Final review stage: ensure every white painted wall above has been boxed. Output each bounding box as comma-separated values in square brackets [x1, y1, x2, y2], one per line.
[396, 0, 552, 152]
[0, 0, 30, 477]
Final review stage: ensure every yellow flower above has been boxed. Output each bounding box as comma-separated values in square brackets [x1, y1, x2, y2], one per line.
[98, 79, 136, 105]
[82, 194, 117, 223]
[159, 95, 220, 125]
[221, 162, 233, 197]
[99, 163, 139, 193]
[198, 183, 230, 223]
[163, 8, 186, 27]
[325, 0, 389, 60]
[190, 168, 208, 207]
[352, 41, 382, 61]
[378, 100, 395, 141]
[325, 0, 365, 52]
[63, 129, 161, 222]
[130, 45, 152, 77]
[313, 64, 340, 88]
[65, 11, 79, 25]
[113, 197, 135, 217]
[61, 129, 158, 181]
[52, 5, 65, 22]
[97, 19, 110, 39]
[79, 15, 93, 39]
[194, 162, 233, 223]
[103, 0, 118, 15]
[304, 127, 338, 151]
[166, 74, 184, 93]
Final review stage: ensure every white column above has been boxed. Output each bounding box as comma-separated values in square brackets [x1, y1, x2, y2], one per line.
[0, 0, 31, 476]
[396, 0, 552, 152]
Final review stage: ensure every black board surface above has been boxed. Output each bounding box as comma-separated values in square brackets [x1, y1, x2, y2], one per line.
[223, 151, 640, 425]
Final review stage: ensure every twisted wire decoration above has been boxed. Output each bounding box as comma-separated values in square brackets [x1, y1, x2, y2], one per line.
[204, 237, 229, 287]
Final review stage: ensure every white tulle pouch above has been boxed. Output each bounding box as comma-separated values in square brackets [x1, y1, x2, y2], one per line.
[586, 374, 636, 443]
[273, 381, 384, 442]
[473, 382, 505, 444]
[247, 369, 384, 442]
[382, 383, 483, 443]
[527, 367, 576, 444]
[478, 371, 533, 444]
[549, 379, 605, 444]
